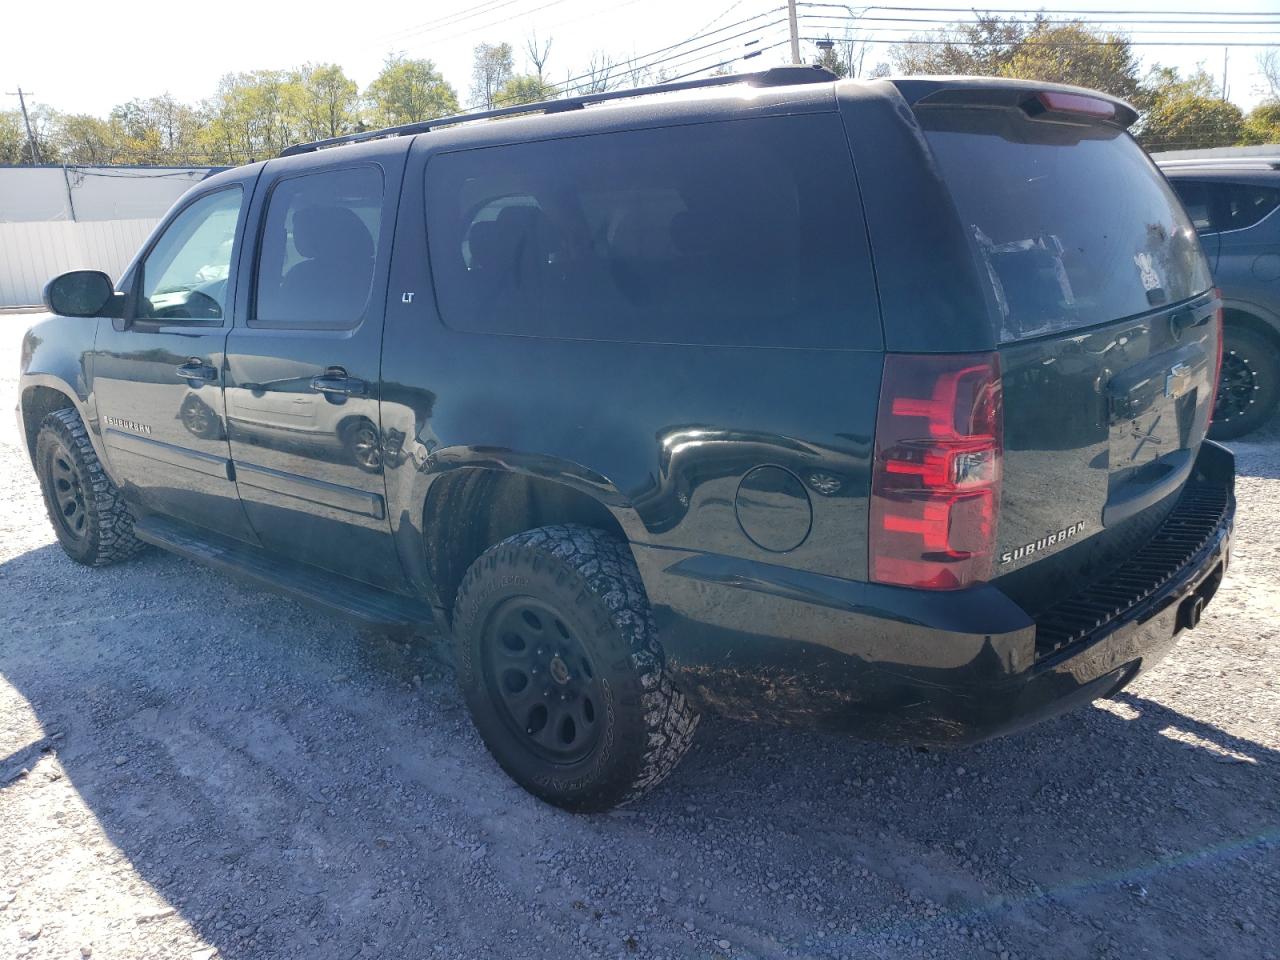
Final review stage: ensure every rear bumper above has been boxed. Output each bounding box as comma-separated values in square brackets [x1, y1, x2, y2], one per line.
[634, 442, 1235, 745]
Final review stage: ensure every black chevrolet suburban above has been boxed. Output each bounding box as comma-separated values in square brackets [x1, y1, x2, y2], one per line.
[18, 67, 1235, 811]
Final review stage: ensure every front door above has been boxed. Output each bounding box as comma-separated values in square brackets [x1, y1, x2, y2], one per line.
[92, 177, 258, 541]
[223, 153, 407, 590]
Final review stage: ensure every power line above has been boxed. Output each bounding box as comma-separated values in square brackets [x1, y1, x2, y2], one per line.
[800, 3, 1280, 15]
[530, 10, 787, 99]
[693, 0, 753, 37]
[823, 14, 1280, 26]
[662, 37, 795, 82]
[395, 0, 580, 47]
[799, 32, 1280, 47]
[800, 17, 1280, 37]
[380, 0, 539, 45]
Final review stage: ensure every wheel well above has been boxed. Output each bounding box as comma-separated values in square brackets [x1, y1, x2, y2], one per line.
[423, 469, 629, 616]
[20, 386, 75, 465]
[1223, 308, 1280, 350]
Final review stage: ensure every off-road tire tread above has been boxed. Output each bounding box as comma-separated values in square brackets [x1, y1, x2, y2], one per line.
[1210, 324, 1280, 441]
[453, 523, 699, 809]
[37, 407, 146, 566]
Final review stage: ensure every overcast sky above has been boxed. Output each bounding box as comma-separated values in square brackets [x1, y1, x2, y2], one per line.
[5, 0, 1278, 119]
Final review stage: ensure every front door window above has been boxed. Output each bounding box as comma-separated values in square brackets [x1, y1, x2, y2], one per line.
[138, 188, 243, 322]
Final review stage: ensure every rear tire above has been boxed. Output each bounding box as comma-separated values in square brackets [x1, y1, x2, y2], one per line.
[34, 407, 146, 566]
[452, 524, 699, 811]
[1209, 324, 1279, 440]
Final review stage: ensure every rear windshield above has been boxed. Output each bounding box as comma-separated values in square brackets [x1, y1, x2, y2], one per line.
[918, 108, 1212, 342]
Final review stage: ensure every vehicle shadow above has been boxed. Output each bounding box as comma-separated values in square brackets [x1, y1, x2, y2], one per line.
[0, 542, 1276, 960]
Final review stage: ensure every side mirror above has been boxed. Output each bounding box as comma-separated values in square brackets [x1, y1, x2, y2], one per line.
[42, 271, 121, 318]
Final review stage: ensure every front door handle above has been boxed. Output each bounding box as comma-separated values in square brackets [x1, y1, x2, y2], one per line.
[310, 367, 368, 397]
[175, 358, 217, 382]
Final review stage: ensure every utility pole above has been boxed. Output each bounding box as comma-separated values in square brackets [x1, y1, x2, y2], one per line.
[787, 0, 801, 65]
[1222, 48, 1229, 101]
[6, 87, 41, 165]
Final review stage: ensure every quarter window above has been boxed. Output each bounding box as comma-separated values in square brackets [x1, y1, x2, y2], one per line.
[424, 115, 875, 349]
[1216, 183, 1280, 231]
[254, 166, 384, 329]
[137, 188, 242, 322]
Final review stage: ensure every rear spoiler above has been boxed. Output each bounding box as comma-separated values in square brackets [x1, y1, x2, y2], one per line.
[889, 77, 1139, 130]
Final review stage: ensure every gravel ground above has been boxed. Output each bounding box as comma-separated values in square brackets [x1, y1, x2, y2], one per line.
[2, 313, 1278, 960]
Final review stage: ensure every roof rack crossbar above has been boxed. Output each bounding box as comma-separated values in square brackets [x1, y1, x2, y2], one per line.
[279, 65, 836, 158]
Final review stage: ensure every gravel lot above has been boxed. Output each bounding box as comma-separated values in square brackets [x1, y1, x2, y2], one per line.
[2, 313, 1278, 960]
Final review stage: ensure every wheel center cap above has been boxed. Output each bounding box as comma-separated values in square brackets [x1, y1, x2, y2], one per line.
[548, 655, 571, 686]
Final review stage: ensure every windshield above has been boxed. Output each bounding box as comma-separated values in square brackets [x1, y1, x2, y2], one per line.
[919, 108, 1212, 342]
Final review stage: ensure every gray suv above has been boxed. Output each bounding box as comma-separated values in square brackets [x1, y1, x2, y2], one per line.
[1156, 149, 1280, 439]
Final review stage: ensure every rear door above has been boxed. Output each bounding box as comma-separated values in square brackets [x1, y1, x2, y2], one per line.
[223, 149, 407, 590]
[914, 97, 1219, 614]
[1212, 178, 1280, 281]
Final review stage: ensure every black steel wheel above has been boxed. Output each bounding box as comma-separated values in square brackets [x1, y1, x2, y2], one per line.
[482, 598, 604, 763]
[1209, 324, 1279, 441]
[34, 407, 146, 566]
[452, 524, 699, 812]
[43, 436, 89, 542]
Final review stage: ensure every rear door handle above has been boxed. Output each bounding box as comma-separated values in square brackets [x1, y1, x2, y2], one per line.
[310, 368, 367, 397]
[175, 359, 217, 382]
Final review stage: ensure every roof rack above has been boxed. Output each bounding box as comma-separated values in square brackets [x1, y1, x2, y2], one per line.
[279, 65, 837, 158]
[1155, 157, 1280, 171]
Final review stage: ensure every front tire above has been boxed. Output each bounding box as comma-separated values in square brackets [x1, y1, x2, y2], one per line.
[1209, 324, 1279, 440]
[34, 407, 146, 566]
[452, 524, 699, 811]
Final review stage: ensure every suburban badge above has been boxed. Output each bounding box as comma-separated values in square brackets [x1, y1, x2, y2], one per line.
[999, 521, 1086, 564]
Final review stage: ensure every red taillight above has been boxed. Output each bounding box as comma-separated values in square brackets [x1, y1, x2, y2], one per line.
[870, 353, 1003, 590]
[1035, 90, 1117, 120]
[1209, 289, 1225, 425]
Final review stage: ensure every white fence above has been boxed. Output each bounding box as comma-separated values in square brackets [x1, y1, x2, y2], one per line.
[0, 219, 159, 307]
[0, 166, 214, 307]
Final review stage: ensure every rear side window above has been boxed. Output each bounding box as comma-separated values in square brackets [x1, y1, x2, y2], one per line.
[254, 165, 383, 330]
[424, 114, 877, 348]
[919, 109, 1211, 342]
[1216, 182, 1280, 231]
[1168, 180, 1213, 233]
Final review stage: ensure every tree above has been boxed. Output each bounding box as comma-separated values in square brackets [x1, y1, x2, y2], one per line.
[0, 101, 61, 164]
[56, 114, 122, 164]
[891, 14, 1043, 76]
[200, 70, 299, 165]
[1259, 49, 1280, 102]
[580, 52, 617, 93]
[1135, 68, 1244, 152]
[526, 32, 552, 81]
[892, 16, 1142, 103]
[109, 94, 203, 164]
[495, 74, 559, 107]
[366, 55, 457, 127]
[1240, 100, 1280, 145]
[813, 38, 850, 79]
[811, 35, 871, 80]
[1001, 23, 1141, 103]
[292, 63, 360, 140]
[471, 42, 515, 109]
[0, 111, 30, 164]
